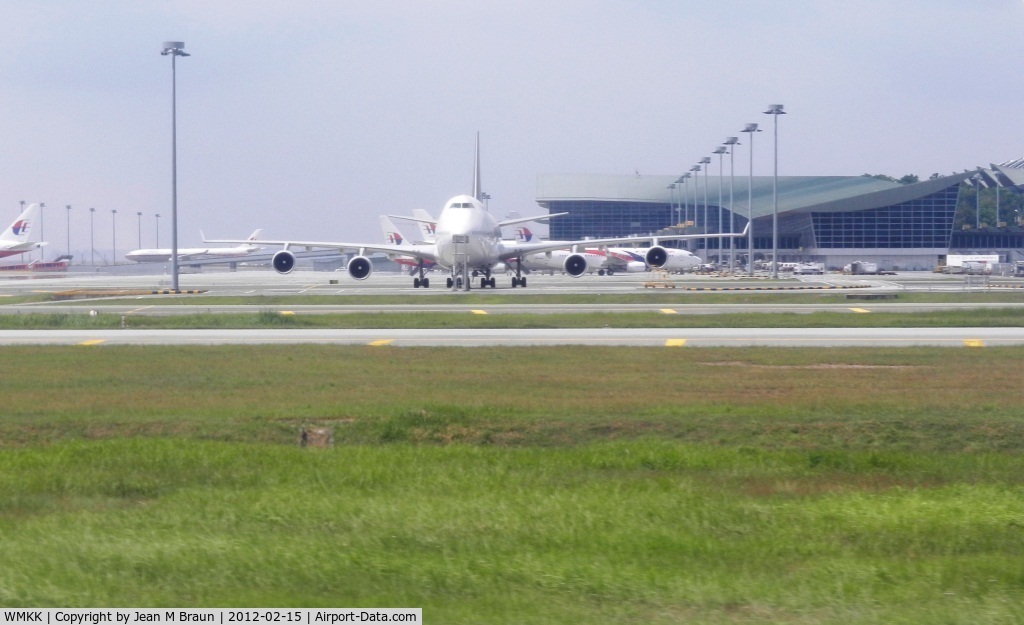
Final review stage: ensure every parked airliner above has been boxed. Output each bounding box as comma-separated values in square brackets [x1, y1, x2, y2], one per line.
[205, 136, 746, 289]
[0, 203, 46, 259]
[126, 229, 263, 263]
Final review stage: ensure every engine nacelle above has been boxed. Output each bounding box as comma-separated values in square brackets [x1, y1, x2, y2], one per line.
[646, 246, 700, 272]
[563, 253, 588, 277]
[272, 250, 296, 274]
[347, 255, 373, 280]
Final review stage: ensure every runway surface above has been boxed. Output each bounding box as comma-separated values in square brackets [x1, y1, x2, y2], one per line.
[0, 327, 1018, 347]
[1, 267, 1021, 317]
[1, 268, 1022, 347]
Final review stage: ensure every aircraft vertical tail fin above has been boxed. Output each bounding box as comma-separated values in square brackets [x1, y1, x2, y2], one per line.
[411, 209, 437, 243]
[379, 215, 407, 246]
[2, 203, 39, 244]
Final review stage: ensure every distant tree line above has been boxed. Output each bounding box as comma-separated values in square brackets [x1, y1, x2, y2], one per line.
[861, 173, 1024, 229]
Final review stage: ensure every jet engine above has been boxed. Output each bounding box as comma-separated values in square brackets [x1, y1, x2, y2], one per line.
[563, 253, 588, 277]
[645, 246, 699, 272]
[347, 255, 373, 280]
[272, 250, 296, 274]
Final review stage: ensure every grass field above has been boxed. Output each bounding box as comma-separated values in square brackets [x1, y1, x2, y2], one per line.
[2, 305, 1024, 330]
[2, 345, 1023, 622]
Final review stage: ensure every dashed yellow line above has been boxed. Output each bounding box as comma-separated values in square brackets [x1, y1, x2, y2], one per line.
[279, 311, 295, 316]
[963, 339, 985, 348]
[368, 339, 394, 346]
[79, 339, 106, 346]
[665, 339, 687, 347]
[849, 308, 871, 313]
[127, 305, 153, 314]
[471, 309, 488, 315]
[660, 308, 678, 314]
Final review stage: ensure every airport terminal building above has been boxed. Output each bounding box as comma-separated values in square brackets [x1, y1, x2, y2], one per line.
[536, 160, 1024, 271]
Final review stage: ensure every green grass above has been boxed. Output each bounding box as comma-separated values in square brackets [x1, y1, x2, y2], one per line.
[13, 288, 1024, 308]
[1, 345, 1023, 622]
[2, 306, 1024, 329]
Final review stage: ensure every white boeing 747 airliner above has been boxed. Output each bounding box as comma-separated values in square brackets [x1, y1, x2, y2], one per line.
[205, 136, 746, 290]
[126, 229, 263, 263]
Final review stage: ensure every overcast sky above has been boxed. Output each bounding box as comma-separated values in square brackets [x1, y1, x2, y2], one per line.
[2, 0, 1023, 257]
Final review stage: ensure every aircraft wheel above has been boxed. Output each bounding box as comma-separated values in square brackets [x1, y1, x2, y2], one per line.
[446, 277, 453, 288]
[423, 278, 430, 288]
[413, 278, 421, 288]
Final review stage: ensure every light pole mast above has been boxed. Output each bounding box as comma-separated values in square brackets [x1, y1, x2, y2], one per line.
[89, 208, 96, 266]
[65, 205, 71, 260]
[713, 147, 727, 265]
[699, 156, 711, 256]
[724, 137, 739, 271]
[741, 123, 760, 275]
[764, 104, 785, 279]
[162, 41, 190, 291]
[111, 209, 118, 264]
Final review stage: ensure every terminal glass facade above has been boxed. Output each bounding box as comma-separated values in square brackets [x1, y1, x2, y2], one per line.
[549, 201, 672, 240]
[811, 185, 959, 249]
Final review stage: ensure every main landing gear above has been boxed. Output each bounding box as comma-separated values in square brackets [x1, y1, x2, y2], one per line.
[510, 257, 527, 288]
[412, 259, 430, 288]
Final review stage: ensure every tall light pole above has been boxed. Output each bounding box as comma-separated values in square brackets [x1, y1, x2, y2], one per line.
[666, 183, 676, 227]
[974, 173, 982, 228]
[713, 147, 727, 264]
[137, 211, 143, 249]
[724, 137, 739, 271]
[679, 173, 691, 225]
[162, 41, 190, 291]
[65, 205, 71, 260]
[699, 156, 711, 255]
[89, 208, 96, 266]
[764, 104, 785, 278]
[741, 123, 760, 275]
[155, 214, 161, 247]
[688, 165, 700, 229]
[111, 209, 118, 265]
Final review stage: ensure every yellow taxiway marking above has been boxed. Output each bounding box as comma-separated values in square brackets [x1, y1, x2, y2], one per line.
[471, 309, 488, 315]
[963, 339, 985, 348]
[279, 311, 295, 316]
[665, 339, 687, 347]
[660, 308, 678, 314]
[128, 305, 153, 314]
[79, 339, 106, 346]
[369, 339, 394, 346]
[849, 308, 871, 313]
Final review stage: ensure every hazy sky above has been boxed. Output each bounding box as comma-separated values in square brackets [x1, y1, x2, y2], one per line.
[2, 0, 1022, 257]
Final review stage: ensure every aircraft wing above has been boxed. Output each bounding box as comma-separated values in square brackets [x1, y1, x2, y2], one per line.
[201, 236, 442, 264]
[496, 224, 749, 259]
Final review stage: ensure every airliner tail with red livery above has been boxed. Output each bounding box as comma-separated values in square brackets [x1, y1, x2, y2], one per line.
[0, 203, 46, 259]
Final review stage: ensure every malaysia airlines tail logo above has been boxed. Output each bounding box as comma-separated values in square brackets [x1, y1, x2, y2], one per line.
[387, 232, 404, 245]
[424, 223, 436, 236]
[515, 227, 534, 242]
[11, 219, 30, 236]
